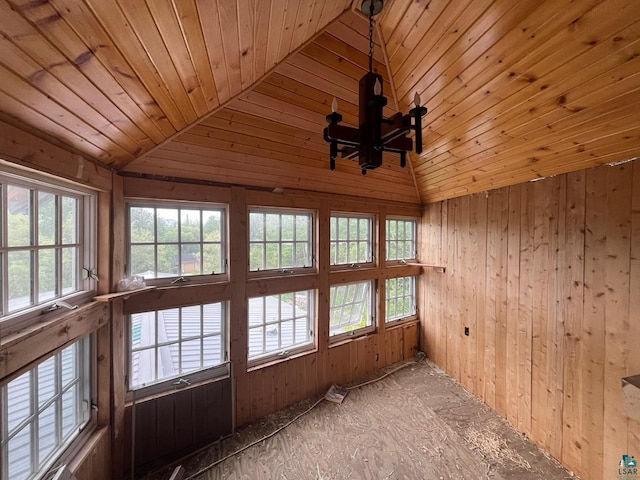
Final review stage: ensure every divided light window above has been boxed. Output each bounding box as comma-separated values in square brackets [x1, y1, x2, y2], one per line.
[128, 203, 226, 283]
[1, 337, 92, 480]
[386, 218, 417, 262]
[330, 214, 374, 267]
[386, 276, 417, 323]
[329, 281, 375, 338]
[248, 290, 315, 363]
[248, 209, 314, 274]
[0, 171, 95, 329]
[129, 302, 227, 391]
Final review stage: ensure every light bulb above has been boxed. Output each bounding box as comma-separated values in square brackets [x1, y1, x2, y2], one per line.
[331, 97, 338, 113]
[414, 92, 421, 106]
[374, 78, 382, 96]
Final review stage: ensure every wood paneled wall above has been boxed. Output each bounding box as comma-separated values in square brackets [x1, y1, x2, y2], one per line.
[420, 160, 640, 480]
[123, 378, 233, 475]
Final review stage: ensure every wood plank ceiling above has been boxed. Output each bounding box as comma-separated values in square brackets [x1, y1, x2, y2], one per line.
[0, 0, 351, 165]
[1, 0, 640, 203]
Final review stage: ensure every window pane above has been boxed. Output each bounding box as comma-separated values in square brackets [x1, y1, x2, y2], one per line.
[61, 197, 78, 244]
[203, 243, 222, 274]
[249, 213, 264, 240]
[203, 336, 222, 365]
[249, 210, 313, 272]
[128, 205, 226, 280]
[203, 303, 222, 334]
[180, 210, 201, 242]
[386, 276, 416, 322]
[38, 402, 58, 463]
[157, 208, 178, 243]
[129, 303, 226, 389]
[38, 192, 56, 246]
[130, 349, 156, 387]
[2, 337, 90, 480]
[130, 244, 155, 277]
[8, 250, 32, 312]
[7, 185, 31, 247]
[7, 424, 32, 480]
[329, 281, 372, 336]
[181, 305, 201, 339]
[61, 343, 77, 388]
[157, 244, 179, 276]
[330, 215, 373, 266]
[181, 244, 201, 275]
[62, 385, 79, 439]
[386, 219, 417, 261]
[62, 247, 77, 295]
[7, 371, 31, 431]
[39, 248, 57, 302]
[248, 291, 314, 359]
[38, 357, 56, 407]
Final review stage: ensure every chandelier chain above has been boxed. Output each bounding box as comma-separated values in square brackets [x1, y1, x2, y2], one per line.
[368, 2, 374, 73]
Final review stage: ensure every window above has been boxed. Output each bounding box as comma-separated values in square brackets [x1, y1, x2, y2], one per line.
[249, 209, 313, 273]
[386, 276, 417, 322]
[128, 204, 226, 282]
[248, 290, 314, 363]
[330, 214, 374, 267]
[329, 281, 375, 338]
[1, 337, 92, 480]
[129, 302, 227, 390]
[386, 218, 417, 261]
[0, 170, 95, 329]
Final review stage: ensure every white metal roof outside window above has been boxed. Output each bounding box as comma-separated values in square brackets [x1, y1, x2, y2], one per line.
[1, 337, 92, 480]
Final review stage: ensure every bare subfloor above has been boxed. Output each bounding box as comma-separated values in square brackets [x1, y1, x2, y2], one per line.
[147, 359, 574, 480]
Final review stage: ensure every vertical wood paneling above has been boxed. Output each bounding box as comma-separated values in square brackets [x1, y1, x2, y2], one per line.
[561, 170, 586, 474]
[582, 167, 607, 480]
[505, 184, 520, 427]
[517, 182, 534, 437]
[419, 159, 640, 480]
[629, 162, 640, 455]
[602, 164, 632, 479]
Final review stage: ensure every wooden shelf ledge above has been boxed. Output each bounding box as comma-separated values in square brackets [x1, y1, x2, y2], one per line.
[622, 374, 640, 421]
[93, 286, 156, 302]
[404, 263, 446, 273]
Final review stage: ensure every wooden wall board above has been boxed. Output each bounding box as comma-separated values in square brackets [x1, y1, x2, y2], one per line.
[419, 158, 640, 480]
[629, 162, 640, 455]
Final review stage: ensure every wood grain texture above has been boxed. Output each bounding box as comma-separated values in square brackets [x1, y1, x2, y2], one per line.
[124, 11, 418, 203]
[419, 158, 640, 480]
[0, 0, 351, 166]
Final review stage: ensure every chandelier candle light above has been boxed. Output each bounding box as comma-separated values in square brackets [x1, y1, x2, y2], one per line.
[324, 0, 428, 175]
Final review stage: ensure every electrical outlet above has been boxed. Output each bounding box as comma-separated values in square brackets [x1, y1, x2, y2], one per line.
[464, 327, 470, 336]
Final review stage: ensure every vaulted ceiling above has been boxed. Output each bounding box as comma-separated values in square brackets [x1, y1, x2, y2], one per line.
[1, 0, 639, 203]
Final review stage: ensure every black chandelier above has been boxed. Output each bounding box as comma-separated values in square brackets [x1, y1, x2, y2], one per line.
[323, 0, 428, 175]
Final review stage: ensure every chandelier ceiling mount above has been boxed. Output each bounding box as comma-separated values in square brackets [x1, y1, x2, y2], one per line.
[323, 0, 428, 175]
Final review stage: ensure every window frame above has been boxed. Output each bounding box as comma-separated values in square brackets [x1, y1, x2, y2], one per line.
[247, 290, 316, 367]
[329, 280, 376, 342]
[330, 212, 376, 270]
[126, 200, 229, 287]
[385, 217, 418, 264]
[385, 275, 418, 324]
[0, 335, 95, 480]
[0, 167, 97, 334]
[126, 301, 230, 398]
[247, 207, 316, 278]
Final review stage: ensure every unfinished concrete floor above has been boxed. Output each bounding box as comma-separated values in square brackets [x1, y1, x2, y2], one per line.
[148, 360, 574, 480]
